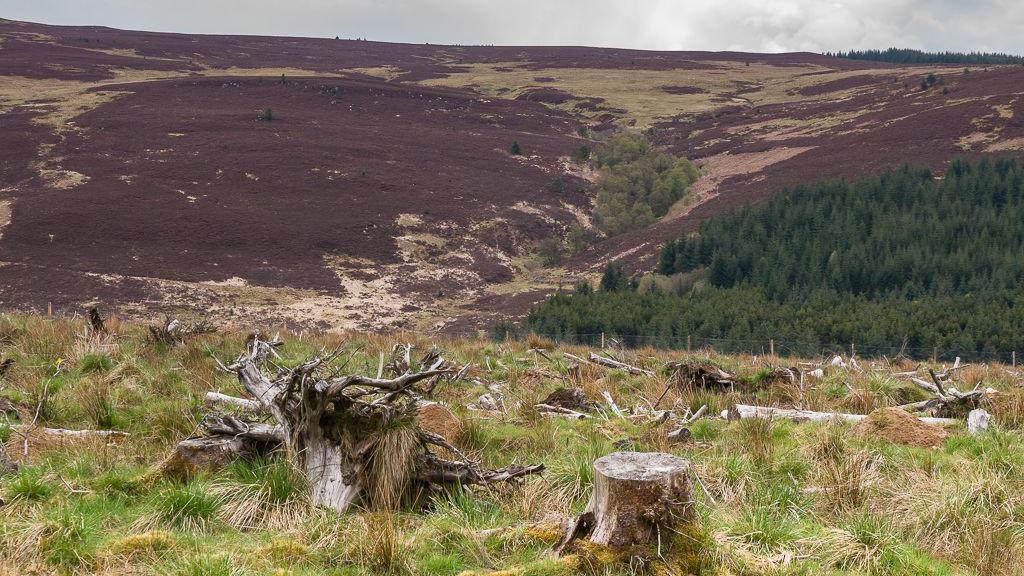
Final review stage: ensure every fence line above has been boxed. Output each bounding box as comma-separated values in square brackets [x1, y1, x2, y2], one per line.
[470, 330, 1019, 365]
[23, 307, 1019, 365]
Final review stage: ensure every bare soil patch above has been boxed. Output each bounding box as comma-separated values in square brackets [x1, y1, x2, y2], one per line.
[852, 408, 948, 448]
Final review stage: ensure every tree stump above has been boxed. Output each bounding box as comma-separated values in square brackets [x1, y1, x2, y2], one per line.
[153, 436, 257, 480]
[556, 451, 692, 552]
[223, 336, 543, 512]
[968, 408, 992, 435]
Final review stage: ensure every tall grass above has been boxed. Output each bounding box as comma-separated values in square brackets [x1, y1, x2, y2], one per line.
[149, 482, 221, 532]
[3, 313, 1024, 575]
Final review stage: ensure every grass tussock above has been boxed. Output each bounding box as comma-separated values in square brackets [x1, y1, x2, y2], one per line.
[212, 458, 309, 530]
[3, 313, 1024, 574]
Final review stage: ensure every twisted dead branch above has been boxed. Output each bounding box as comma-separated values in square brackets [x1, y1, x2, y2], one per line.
[185, 335, 543, 512]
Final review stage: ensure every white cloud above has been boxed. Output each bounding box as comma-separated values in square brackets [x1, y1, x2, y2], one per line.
[0, 0, 1021, 54]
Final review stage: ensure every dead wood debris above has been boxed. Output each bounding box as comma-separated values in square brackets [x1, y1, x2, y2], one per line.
[666, 361, 737, 392]
[88, 307, 105, 333]
[540, 387, 596, 413]
[563, 351, 654, 377]
[161, 335, 543, 512]
[148, 316, 215, 345]
[892, 357, 993, 418]
[725, 404, 958, 426]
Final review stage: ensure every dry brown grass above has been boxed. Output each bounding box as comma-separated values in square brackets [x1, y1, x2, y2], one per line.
[525, 333, 555, 351]
[367, 421, 421, 510]
[342, 65, 406, 81]
[815, 449, 876, 514]
[421, 61, 929, 128]
[737, 416, 775, 467]
[5, 313, 1024, 574]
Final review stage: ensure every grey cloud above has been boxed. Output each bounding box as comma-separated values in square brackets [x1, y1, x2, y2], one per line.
[0, 0, 1021, 53]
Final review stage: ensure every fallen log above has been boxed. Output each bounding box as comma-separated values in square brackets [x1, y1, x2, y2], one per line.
[150, 413, 284, 481]
[201, 415, 284, 442]
[587, 353, 655, 377]
[665, 405, 707, 443]
[563, 352, 654, 377]
[902, 372, 988, 417]
[24, 427, 129, 440]
[666, 427, 692, 443]
[204, 391, 262, 413]
[154, 436, 263, 481]
[723, 404, 959, 426]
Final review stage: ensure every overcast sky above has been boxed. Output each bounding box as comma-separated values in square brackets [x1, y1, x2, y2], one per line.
[2, 0, 1022, 54]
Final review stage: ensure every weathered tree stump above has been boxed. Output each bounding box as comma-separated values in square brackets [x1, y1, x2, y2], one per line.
[154, 436, 256, 480]
[968, 408, 992, 435]
[151, 416, 283, 480]
[556, 451, 692, 553]
[218, 336, 543, 512]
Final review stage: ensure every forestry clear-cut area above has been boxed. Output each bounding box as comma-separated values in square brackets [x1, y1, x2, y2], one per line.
[3, 11, 1024, 576]
[0, 315, 1020, 575]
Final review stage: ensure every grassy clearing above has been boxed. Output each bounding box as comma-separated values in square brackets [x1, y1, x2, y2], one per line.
[420, 61, 938, 128]
[1, 314, 1023, 574]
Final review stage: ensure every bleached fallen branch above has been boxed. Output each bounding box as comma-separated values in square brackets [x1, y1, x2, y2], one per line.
[204, 391, 262, 413]
[17, 426, 129, 440]
[602, 390, 626, 418]
[588, 352, 655, 377]
[683, 404, 708, 425]
[534, 403, 590, 420]
[723, 404, 959, 426]
[666, 405, 708, 443]
[563, 351, 654, 377]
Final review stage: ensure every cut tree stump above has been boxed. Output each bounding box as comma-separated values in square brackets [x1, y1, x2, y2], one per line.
[555, 451, 693, 552]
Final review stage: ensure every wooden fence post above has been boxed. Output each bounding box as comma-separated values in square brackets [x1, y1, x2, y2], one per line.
[769, 339, 775, 356]
[600, 332, 605, 349]
[686, 334, 691, 352]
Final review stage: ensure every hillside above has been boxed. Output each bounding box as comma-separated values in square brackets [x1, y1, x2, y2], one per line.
[2, 314, 1024, 575]
[527, 158, 1024, 360]
[2, 19, 1024, 332]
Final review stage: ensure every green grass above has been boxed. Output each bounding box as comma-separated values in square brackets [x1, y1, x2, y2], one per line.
[152, 482, 221, 532]
[0, 313, 1020, 575]
[6, 467, 56, 502]
[79, 352, 113, 373]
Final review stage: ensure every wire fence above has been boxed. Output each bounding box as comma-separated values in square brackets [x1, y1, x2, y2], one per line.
[21, 307, 1020, 365]
[473, 331, 1022, 365]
